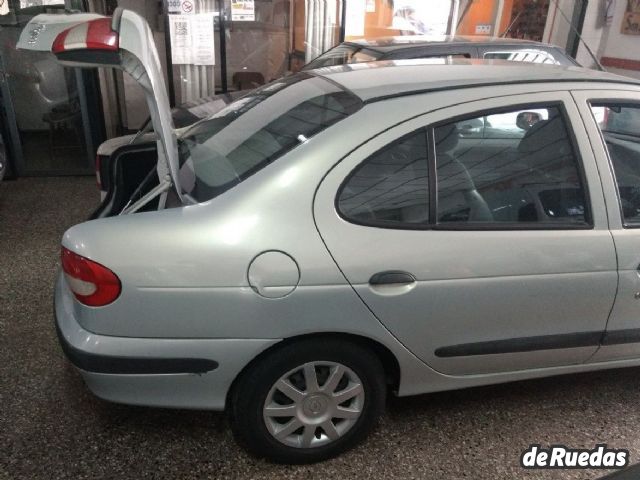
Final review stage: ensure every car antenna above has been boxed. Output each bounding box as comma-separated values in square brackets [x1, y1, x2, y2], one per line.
[547, 0, 605, 71]
[500, 11, 522, 37]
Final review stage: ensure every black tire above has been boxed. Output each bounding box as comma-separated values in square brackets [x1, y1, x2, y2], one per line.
[228, 338, 386, 464]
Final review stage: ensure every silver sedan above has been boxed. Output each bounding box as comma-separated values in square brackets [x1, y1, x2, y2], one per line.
[20, 8, 640, 463]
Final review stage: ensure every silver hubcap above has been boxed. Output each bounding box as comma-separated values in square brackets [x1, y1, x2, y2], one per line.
[263, 361, 365, 449]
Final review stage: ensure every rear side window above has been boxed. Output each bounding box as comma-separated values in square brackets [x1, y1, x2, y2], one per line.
[590, 103, 640, 226]
[337, 130, 429, 226]
[337, 103, 590, 229]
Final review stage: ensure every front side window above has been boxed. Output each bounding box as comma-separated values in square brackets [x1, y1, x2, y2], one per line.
[178, 73, 363, 203]
[591, 102, 640, 226]
[337, 103, 590, 230]
[436, 105, 588, 225]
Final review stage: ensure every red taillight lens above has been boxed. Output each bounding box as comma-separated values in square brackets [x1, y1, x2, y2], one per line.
[61, 247, 121, 306]
[52, 17, 119, 55]
[85, 18, 119, 51]
[51, 27, 70, 54]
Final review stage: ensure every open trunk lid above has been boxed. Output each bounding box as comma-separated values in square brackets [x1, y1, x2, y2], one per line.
[18, 8, 183, 210]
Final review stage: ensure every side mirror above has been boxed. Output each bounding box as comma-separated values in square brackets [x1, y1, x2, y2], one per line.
[457, 118, 483, 137]
[516, 111, 543, 131]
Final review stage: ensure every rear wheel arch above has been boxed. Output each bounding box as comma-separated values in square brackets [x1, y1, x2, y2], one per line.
[226, 332, 401, 410]
[226, 333, 394, 462]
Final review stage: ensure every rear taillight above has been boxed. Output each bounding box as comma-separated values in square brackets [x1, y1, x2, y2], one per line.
[52, 17, 119, 54]
[61, 247, 121, 306]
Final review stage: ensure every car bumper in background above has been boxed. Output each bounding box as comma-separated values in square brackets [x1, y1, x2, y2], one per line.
[54, 272, 280, 410]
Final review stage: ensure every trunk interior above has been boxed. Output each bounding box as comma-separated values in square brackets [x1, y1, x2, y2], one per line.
[90, 143, 160, 219]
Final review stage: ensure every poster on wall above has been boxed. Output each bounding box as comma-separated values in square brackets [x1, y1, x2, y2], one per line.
[345, 0, 366, 37]
[365, 0, 376, 13]
[621, 0, 640, 35]
[392, 1, 450, 35]
[169, 13, 216, 65]
[231, 0, 255, 21]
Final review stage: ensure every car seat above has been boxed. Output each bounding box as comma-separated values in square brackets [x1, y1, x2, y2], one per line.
[517, 114, 571, 174]
[435, 124, 493, 222]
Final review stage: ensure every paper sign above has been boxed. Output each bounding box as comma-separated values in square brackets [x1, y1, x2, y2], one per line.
[167, 0, 182, 14]
[366, 0, 375, 13]
[180, 0, 195, 14]
[231, 0, 255, 21]
[169, 13, 215, 65]
[0, 0, 9, 15]
[192, 13, 216, 65]
[169, 15, 192, 64]
[167, 0, 195, 14]
[345, 0, 365, 36]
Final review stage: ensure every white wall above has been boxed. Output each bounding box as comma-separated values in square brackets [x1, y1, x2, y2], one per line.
[599, 0, 640, 80]
[574, 0, 608, 68]
[542, 0, 604, 68]
[601, 0, 640, 60]
[543, 0, 573, 49]
[543, 0, 640, 79]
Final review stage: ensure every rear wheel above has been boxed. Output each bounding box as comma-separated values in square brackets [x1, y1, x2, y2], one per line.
[229, 339, 386, 463]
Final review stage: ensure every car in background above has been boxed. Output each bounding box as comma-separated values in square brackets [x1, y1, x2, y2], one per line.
[302, 35, 578, 70]
[93, 36, 578, 209]
[20, 9, 640, 464]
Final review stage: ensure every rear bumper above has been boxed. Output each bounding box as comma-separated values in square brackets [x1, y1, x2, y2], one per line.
[54, 272, 280, 410]
[55, 321, 220, 374]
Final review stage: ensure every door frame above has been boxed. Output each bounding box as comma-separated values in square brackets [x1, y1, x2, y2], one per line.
[571, 87, 640, 363]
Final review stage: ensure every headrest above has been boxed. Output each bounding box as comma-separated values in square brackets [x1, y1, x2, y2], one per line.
[517, 116, 568, 154]
[435, 124, 459, 153]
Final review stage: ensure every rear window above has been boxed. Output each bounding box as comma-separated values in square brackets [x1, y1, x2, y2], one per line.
[177, 73, 363, 203]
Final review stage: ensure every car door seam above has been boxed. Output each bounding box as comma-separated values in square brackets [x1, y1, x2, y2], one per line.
[568, 90, 621, 360]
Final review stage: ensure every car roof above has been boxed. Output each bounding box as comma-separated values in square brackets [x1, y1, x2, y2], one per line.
[345, 35, 561, 53]
[311, 59, 640, 102]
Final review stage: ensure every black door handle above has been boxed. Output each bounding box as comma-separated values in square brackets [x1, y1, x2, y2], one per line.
[369, 271, 416, 286]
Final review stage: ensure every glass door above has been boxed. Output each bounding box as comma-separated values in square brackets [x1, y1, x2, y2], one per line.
[222, 0, 292, 91]
[0, 0, 94, 175]
[166, 0, 330, 105]
[167, 0, 222, 104]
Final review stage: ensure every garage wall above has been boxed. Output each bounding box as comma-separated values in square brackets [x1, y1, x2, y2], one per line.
[599, 0, 640, 80]
[544, 0, 640, 80]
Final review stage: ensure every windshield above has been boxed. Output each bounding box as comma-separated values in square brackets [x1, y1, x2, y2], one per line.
[302, 44, 382, 71]
[177, 73, 363, 203]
